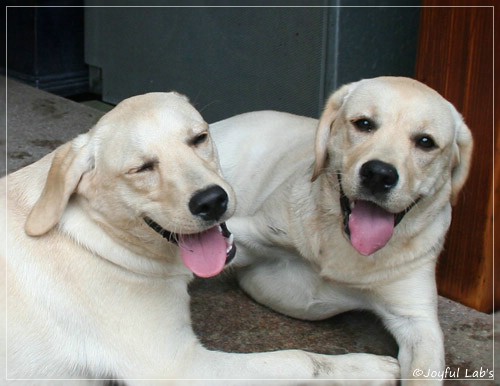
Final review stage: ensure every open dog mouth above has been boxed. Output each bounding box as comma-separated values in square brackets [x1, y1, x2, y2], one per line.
[337, 174, 418, 256]
[144, 217, 236, 278]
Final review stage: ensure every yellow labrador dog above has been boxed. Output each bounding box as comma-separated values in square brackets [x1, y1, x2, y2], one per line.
[211, 77, 473, 384]
[1, 92, 399, 384]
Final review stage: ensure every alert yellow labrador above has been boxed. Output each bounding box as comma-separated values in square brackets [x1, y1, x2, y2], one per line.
[1, 92, 398, 384]
[211, 77, 473, 385]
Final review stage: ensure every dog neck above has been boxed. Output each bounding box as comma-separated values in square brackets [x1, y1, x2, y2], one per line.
[284, 168, 339, 262]
[58, 199, 192, 279]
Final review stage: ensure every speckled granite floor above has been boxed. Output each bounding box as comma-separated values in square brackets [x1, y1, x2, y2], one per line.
[3, 77, 496, 384]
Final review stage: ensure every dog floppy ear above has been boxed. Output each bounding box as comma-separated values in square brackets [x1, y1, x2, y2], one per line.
[312, 83, 355, 181]
[449, 107, 473, 205]
[25, 135, 94, 236]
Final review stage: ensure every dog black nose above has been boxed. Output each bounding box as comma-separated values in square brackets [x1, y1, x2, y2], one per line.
[360, 160, 399, 196]
[189, 185, 229, 221]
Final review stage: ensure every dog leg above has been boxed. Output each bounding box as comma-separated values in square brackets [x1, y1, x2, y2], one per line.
[378, 309, 443, 386]
[172, 347, 400, 384]
[371, 264, 444, 385]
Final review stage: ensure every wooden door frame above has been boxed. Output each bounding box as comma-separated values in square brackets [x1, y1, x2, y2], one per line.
[416, 2, 496, 312]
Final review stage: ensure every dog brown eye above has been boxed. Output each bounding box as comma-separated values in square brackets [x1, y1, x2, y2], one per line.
[190, 132, 209, 147]
[352, 118, 375, 132]
[414, 135, 437, 150]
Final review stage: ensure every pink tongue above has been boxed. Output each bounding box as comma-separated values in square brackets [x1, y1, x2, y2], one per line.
[178, 227, 227, 278]
[348, 200, 395, 256]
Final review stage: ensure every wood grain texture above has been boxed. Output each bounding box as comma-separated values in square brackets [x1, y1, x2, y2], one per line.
[415, 3, 495, 312]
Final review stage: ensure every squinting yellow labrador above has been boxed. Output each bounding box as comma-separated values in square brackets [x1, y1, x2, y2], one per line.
[211, 77, 473, 385]
[1, 92, 399, 385]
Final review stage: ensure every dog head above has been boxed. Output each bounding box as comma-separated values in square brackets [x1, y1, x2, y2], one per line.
[25, 92, 236, 277]
[312, 77, 473, 256]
